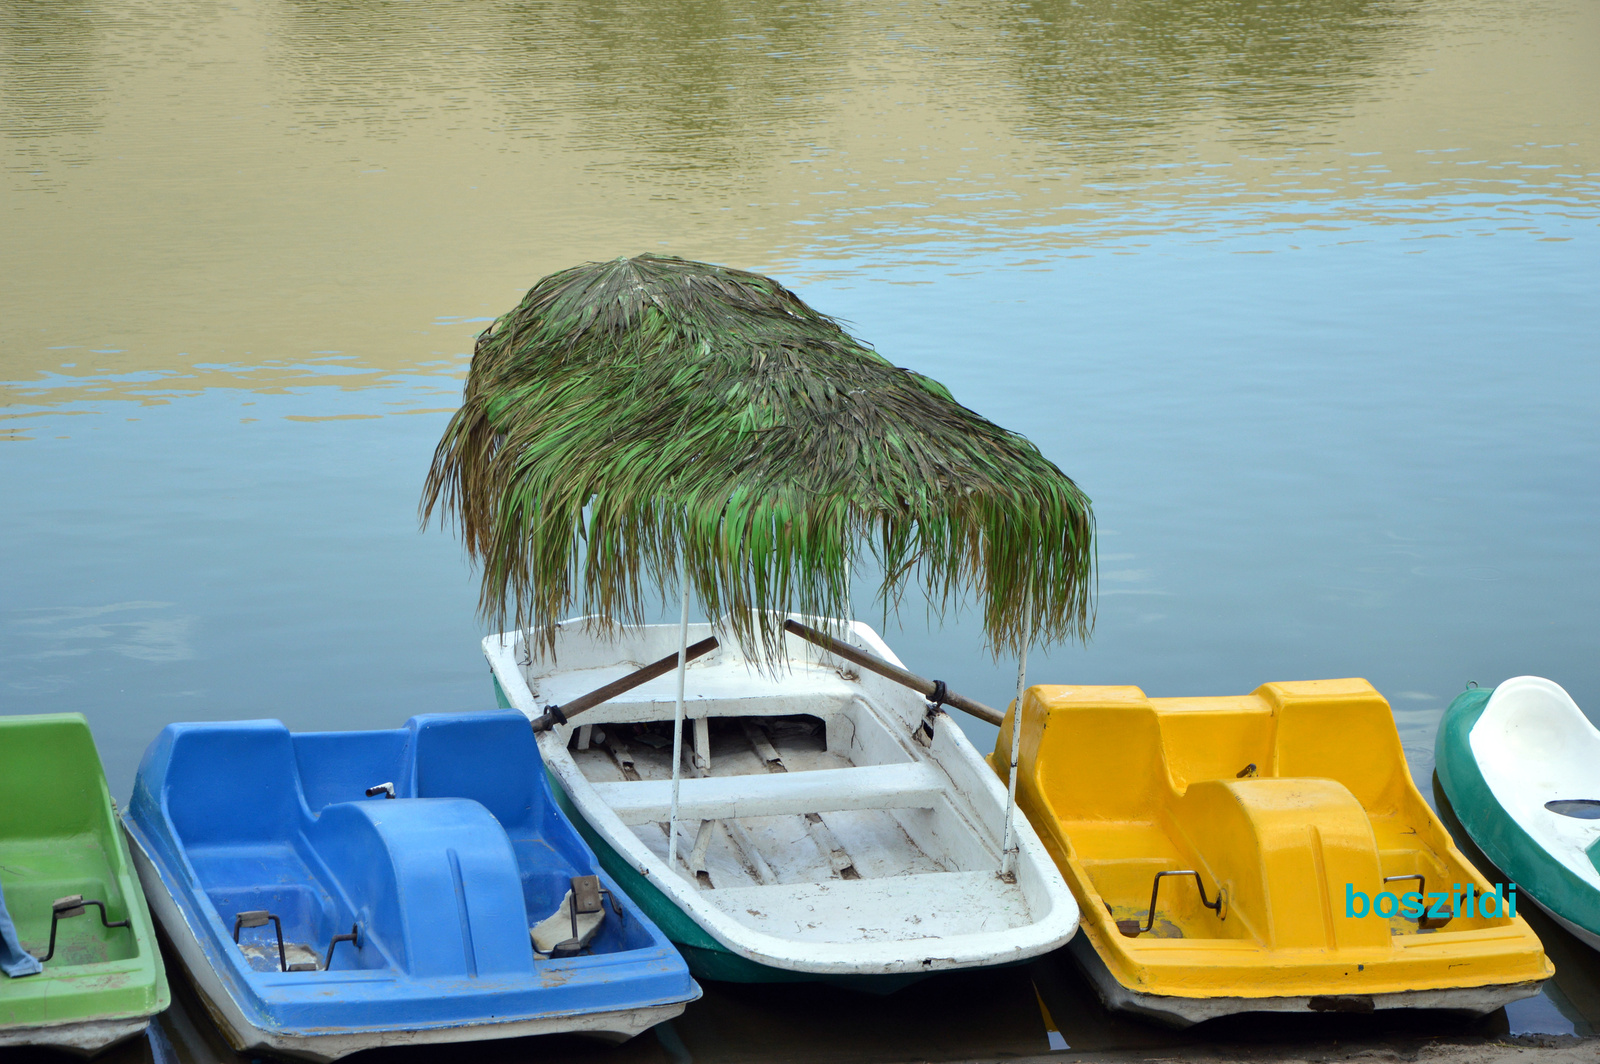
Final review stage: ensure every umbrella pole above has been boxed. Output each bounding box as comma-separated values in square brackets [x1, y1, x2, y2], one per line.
[999, 605, 1032, 882]
[667, 579, 691, 872]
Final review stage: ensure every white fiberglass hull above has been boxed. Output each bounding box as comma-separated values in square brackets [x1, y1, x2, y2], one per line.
[486, 616, 1079, 979]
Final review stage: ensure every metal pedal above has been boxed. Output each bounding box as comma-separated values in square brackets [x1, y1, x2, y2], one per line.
[1117, 870, 1224, 938]
[37, 895, 132, 962]
[232, 910, 287, 971]
[323, 922, 360, 971]
[570, 875, 603, 916]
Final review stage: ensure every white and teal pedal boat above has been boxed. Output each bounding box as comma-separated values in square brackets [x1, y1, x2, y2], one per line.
[486, 617, 1080, 991]
[1436, 675, 1600, 950]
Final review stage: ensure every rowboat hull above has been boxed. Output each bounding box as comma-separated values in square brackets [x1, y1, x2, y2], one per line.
[487, 617, 1079, 987]
[0, 714, 169, 1056]
[995, 679, 1552, 1025]
[1435, 676, 1600, 953]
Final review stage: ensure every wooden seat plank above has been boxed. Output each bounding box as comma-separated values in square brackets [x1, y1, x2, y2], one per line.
[592, 762, 945, 825]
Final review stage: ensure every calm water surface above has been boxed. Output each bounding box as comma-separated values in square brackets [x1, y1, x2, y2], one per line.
[3, 0, 1598, 1057]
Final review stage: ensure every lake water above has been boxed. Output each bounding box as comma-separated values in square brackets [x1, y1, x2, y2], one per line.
[3, 0, 1598, 1056]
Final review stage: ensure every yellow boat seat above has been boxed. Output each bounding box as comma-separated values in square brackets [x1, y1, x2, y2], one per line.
[992, 679, 1552, 1023]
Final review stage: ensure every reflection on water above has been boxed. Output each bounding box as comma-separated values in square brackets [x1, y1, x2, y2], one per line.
[262, 0, 849, 175]
[2, 0, 1599, 1056]
[2, 0, 1595, 401]
[993, 0, 1421, 163]
[0, 0, 104, 145]
[498, 0, 845, 173]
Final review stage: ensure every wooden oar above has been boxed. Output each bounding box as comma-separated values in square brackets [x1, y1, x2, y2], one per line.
[781, 619, 1004, 726]
[529, 636, 720, 732]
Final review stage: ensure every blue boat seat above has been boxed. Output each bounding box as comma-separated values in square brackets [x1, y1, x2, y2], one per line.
[310, 799, 531, 976]
[411, 713, 534, 825]
[162, 720, 302, 845]
[292, 713, 607, 946]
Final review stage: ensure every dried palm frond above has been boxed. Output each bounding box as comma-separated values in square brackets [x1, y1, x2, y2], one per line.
[422, 254, 1093, 664]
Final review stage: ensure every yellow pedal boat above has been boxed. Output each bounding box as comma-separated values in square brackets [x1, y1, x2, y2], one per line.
[991, 678, 1553, 1025]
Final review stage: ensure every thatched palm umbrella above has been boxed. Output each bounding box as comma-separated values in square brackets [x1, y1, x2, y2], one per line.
[422, 254, 1094, 874]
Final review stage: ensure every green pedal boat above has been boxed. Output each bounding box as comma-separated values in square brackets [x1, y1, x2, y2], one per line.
[0, 714, 169, 1054]
[1436, 676, 1600, 952]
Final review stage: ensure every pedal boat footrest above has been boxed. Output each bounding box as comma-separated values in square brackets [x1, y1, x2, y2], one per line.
[532, 875, 622, 959]
[36, 894, 131, 963]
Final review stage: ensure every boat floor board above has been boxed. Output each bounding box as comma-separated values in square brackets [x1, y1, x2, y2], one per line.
[575, 710, 970, 891]
[713, 870, 1031, 942]
[572, 716, 843, 784]
[588, 714, 973, 891]
[641, 806, 955, 892]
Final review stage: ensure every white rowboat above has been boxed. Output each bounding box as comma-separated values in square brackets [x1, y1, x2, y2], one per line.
[486, 617, 1080, 986]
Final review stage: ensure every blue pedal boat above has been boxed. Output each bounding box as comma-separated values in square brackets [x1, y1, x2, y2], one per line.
[122, 710, 699, 1061]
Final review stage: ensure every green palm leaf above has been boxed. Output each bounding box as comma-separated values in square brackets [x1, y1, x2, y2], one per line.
[422, 254, 1094, 664]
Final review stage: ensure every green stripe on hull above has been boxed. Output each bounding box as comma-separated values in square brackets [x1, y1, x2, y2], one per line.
[497, 677, 926, 992]
[1435, 688, 1600, 941]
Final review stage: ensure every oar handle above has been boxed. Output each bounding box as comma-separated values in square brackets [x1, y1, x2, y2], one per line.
[781, 619, 1004, 727]
[530, 636, 721, 732]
